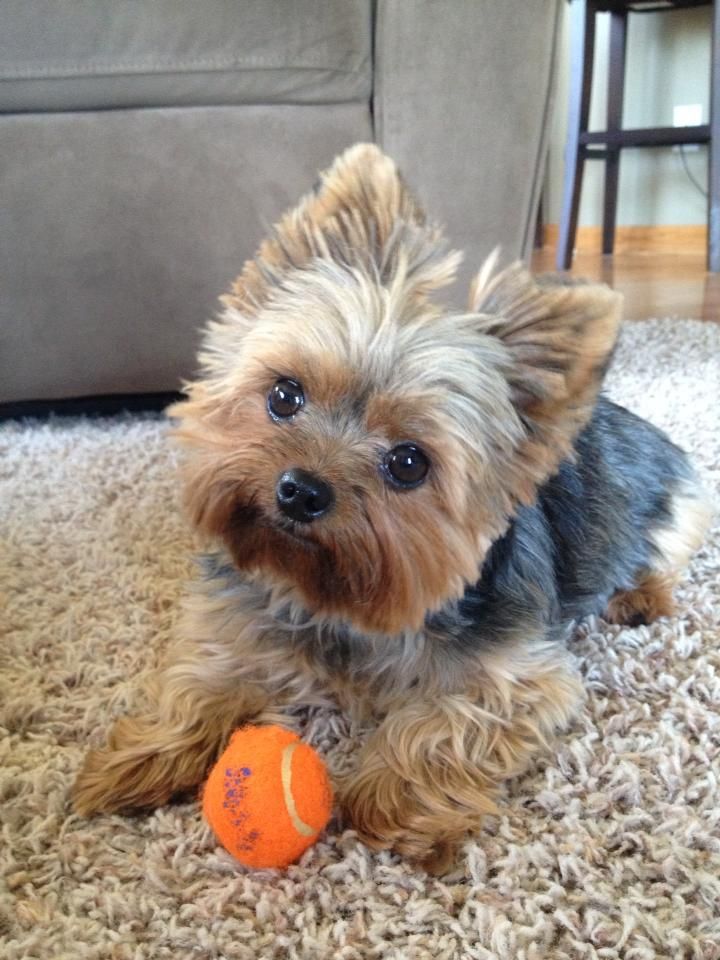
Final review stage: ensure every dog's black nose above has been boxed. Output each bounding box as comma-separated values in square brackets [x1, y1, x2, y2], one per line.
[276, 469, 335, 523]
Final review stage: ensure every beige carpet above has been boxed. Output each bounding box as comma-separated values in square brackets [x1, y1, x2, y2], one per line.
[1, 318, 719, 960]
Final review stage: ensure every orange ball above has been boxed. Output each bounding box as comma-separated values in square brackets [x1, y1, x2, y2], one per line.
[202, 725, 333, 869]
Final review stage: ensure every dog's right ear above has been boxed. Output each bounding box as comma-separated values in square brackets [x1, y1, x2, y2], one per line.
[223, 143, 460, 316]
[469, 256, 622, 502]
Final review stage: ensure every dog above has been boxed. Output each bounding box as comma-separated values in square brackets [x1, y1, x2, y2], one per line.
[73, 144, 712, 872]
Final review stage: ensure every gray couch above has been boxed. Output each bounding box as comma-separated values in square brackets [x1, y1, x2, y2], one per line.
[0, 0, 560, 406]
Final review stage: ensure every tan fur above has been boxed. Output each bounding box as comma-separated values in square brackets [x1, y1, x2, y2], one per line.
[340, 641, 583, 872]
[75, 566, 585, 873]
[221, 144, 460, 323]
[604, 482, 713, 627]
[605, 572, 678, 626]
[169, 172, 620, 636]
[74, 571, 328, 815]
[171, 276, 523, 634]
[470, 262, 623, 506]
[73, 144, 687, 871]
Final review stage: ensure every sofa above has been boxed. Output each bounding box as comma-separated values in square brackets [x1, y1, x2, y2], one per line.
[0, 0, 560, 408]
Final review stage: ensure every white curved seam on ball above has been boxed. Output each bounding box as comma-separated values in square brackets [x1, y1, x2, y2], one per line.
[280, 742, 315, 837]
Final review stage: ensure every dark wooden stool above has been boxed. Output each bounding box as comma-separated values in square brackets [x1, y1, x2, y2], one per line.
[557, 0, 719, 271]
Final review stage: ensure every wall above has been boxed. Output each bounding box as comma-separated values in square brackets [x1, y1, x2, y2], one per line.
[546, 3, 712, 227]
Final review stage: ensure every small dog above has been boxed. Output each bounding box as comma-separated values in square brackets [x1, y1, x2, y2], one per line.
[74, 144, 712, 872]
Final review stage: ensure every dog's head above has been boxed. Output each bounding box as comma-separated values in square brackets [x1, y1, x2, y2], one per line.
[171, 144, 621, 635]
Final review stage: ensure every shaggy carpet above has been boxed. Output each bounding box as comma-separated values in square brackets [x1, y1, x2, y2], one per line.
[1, 319, 719, 960]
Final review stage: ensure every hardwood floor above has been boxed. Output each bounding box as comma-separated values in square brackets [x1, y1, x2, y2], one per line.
[531, 248, 720, 322]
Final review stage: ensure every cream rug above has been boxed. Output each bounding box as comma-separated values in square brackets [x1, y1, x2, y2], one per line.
[1, 319, 719, 960]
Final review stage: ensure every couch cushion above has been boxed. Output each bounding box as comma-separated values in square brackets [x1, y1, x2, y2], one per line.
[0, 104, 372, 403]
[0, 0, 371, 112]
[374, 0, 560, 297]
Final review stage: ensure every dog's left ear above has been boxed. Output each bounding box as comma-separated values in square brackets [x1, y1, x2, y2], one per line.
[470, 258, 622, 497]
[224, 143, 460, 314]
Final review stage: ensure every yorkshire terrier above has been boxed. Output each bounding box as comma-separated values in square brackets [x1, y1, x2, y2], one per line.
[74, 144, 712, 872]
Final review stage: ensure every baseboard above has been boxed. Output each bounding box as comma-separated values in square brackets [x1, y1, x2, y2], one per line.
[543, 224, 706, 254]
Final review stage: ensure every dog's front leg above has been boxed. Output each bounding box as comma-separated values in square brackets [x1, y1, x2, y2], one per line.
[341, 640, 583, 873]
[73, 570, 318, 816]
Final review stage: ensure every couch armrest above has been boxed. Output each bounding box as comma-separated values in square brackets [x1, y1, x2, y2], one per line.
[374, 0, 560, 299]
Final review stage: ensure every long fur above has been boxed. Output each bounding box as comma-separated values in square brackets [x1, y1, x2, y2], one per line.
[73, 144, 712, 871]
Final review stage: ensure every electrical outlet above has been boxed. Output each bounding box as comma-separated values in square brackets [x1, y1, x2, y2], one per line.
[673, 103, 703, 127]
[672, 104, 702, 152]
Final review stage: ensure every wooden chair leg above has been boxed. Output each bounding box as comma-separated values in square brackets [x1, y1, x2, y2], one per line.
[557, 0, 596, 271]
[603, 9, 627, 256]
[709, 0, 719, 272]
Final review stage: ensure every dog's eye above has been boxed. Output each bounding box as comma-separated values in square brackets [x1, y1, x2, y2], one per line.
[268, 378, 304, 419]
[383, 443, 430, 489]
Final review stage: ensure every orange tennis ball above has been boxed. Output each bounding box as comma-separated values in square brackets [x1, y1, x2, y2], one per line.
[202, 725, 333, 869]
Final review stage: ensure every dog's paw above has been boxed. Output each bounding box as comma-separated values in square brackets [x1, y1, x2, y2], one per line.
[72, 714, 214, 816]
[340, 763, 480, 874]
[72, 743, 173, 816]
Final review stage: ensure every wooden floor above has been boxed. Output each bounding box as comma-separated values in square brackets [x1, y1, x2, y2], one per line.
[531, 248, 720, 322]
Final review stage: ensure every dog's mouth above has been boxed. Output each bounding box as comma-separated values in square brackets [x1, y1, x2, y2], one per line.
[229, 500, 320, 549]
[264, 516, 320, 549]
